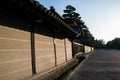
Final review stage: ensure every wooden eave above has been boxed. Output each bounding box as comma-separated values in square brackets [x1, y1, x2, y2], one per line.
[0, 0, 80, 38]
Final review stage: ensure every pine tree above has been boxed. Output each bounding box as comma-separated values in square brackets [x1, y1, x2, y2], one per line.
[62, 5, 80, 22]
[63, 5, 94, 46]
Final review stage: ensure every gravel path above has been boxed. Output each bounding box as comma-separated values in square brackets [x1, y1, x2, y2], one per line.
[60, 49, 120, 80]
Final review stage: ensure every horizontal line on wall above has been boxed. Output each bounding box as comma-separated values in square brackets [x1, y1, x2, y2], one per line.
[37, 60, 54, 66]
[56, 49, 65, 51]
[57, 52, 65, 55]
[35, 49, 54, 51]
[56, 44, 64, 45]
[36, 55, 54, 59]
[35, 41, 53, 45]
[0, 58, 31, 64]
[66, 45, 71, 47]
[66, 52, 72, 54]
[0, 49, 31, 51]
[0, 37, 30, 42]
[66, 48, 71, 50]
[0, 67, 32, 78]
[57, 53, 65, 56]
[57, 57, 65, 61]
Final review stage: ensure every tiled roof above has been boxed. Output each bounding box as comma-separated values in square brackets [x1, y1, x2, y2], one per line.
[0, 0, 80, 37]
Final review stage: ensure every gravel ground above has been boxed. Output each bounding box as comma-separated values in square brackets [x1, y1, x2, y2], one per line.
[59, 49, 120, 80]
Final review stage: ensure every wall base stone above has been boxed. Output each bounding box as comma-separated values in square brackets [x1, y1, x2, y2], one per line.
[26, 59, 78, 80]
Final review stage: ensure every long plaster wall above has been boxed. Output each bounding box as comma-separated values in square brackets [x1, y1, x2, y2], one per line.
[0, 26, 32, 80]
[35, 34, 55, 73]
[84, 45, 92, 53]
[55, 38, 66, 65]
[65, 39, 72, 60]
[0, 15, 93, 80]
[0, 24, 73, 79]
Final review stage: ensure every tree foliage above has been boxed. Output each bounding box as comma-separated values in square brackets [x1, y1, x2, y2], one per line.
[93, 38, 120, 49]
[106, 38, 120, 49]
[49, 6, 55, 12]
[62, 5, 120, 49]
[63, 5, 94, 46]
[62, 5, 81, 21]
[93, 39, 105, 49]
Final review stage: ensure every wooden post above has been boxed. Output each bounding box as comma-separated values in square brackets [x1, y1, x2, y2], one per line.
[71, 40, 75, 58]
[53, 37, 57, 66]
[64, 39, 67, 62]
[30, 25, 36, 75]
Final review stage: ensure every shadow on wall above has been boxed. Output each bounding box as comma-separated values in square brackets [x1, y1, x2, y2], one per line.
[0, 15, 58, 38]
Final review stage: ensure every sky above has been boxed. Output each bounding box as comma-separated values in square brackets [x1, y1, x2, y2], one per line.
[36, 0, 120, 43]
